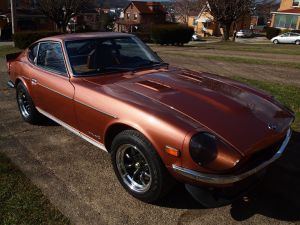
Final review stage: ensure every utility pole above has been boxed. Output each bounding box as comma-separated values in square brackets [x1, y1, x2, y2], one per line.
[10, 0, 16, 45]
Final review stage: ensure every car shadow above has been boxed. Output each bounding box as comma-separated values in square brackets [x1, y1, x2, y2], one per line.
[230, 130, 300, 222]
[157, 130, 300, 222]
[38, 118, 59, 127]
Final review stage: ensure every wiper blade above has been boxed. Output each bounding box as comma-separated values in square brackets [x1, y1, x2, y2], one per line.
[101, 67, 132, 72]
[135, 61, 169, 69]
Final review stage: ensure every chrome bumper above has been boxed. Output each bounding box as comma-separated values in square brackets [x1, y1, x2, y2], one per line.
[172, 129, 292, 185]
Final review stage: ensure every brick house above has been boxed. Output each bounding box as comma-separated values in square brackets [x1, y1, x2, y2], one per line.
[115, 1, 167, 33]
[271, 0, 300, 30]
[0, 0, 55, 39]
[0, 0, 100, 39]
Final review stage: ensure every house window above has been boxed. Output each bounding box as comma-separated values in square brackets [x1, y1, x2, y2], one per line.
[127, 13, 130, 19]
[274, 14, 298, 29]
[193, 19, 198, 26]
[293, 0, 300, 7]
[134, 14, 138, 20]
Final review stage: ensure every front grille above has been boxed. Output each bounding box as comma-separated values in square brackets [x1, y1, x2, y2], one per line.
[234, 138, 284, 174]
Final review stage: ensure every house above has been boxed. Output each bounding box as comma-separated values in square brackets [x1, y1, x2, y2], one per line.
[271, 0, 300, 30]
[0, 0, 55, 39]
[188, 9, 219, 37]
[187, 5, 251, 37]
[69, 9, 101, 32]
[115, 1, 167, 33]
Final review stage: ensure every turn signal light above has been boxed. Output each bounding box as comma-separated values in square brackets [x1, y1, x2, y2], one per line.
[165, 146, 181, 157]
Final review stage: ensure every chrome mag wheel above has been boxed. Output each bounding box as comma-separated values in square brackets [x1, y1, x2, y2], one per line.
[17, 89, 31, 118]
[116, 144, 152, 193]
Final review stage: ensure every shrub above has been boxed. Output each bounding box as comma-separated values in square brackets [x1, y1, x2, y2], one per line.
[291, 30, 300, 34]
[13, 31, 62, 49]
[280, 29, 291, 34]
[265, 27, 280, 40]
[151, 24, 194, 45]
[132, 32, 152, 43]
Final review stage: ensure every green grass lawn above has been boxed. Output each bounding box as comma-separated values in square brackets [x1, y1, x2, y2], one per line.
[0, 153, 70, 225]
[191, 42, 300, 56]
[159, 50, 300, 69]
[233, 77, 300, 132]
[0, 46, 20, 57]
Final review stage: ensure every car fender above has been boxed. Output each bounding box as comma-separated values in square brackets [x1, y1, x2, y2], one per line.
[15, 76, 33, 96]
[103, 118, 186, 168]
[104, 119, 163, 154]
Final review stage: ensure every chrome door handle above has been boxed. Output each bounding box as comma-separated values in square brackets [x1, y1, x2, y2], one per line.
[31, 79, 38, 85]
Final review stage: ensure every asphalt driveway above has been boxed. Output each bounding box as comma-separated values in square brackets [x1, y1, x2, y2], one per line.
[0, 57, 300, 225]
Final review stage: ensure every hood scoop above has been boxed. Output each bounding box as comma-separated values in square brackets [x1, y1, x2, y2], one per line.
[136, 80, 172, 92]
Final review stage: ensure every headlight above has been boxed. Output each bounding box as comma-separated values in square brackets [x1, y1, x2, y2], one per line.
[189, 132, 218, 166]
[189, 132, 241, 171]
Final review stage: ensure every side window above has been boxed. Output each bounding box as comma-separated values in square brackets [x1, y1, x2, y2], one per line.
[28, 43, 39, 63]
[291, 33, 300, 37]
[37, 42, 67, 75]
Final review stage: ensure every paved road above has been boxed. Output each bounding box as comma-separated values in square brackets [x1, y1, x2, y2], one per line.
[0, 58, 300, 225]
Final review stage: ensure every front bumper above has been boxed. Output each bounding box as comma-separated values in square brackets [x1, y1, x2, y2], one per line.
[172, 129, 292, 185]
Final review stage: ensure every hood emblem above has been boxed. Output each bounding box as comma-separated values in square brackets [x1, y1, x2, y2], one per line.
[268, 123, 278, 131]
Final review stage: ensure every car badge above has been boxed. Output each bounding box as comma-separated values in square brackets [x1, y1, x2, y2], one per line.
[268, 123, 278, 131]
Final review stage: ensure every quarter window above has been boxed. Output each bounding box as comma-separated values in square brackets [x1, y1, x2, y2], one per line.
[28, 43, 39, 63]
[37, 42, 67, 75]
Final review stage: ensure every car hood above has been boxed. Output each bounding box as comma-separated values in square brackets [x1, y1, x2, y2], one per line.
[84, 68, 294, 155]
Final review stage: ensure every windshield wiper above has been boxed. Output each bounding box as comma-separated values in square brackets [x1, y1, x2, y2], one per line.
[100, 67, 133, 72]
[135, 61, 169, 69]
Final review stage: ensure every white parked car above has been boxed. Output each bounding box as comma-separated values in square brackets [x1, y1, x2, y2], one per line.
[192, 33, 201, 41]
[271, 32, 300, 45]
[236, 29, 253, 38]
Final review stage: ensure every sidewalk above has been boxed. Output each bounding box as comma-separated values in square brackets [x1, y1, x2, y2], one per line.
[0, 41, 13, 46]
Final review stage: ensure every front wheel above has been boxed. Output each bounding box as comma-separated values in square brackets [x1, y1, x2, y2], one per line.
[111, 130, 175, 203]
[296, 40, 300, 45]
[273, 39, 279, 44]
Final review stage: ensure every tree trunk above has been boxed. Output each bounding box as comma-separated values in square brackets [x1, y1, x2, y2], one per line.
[222, 23, 231, 41]
[232, 21, 237, 42]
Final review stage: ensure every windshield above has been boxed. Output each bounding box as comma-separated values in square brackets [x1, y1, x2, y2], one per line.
[65, 36, 164, 76]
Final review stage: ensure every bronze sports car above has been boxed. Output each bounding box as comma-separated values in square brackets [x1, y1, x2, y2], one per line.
[6, 33, 294, 203]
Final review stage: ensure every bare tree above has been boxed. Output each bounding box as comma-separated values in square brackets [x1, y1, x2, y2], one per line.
[38, 0, 95, 32]
[255, 0, 278, 25]
[207, 0, 254, 40]
[171, 0, 206, 24]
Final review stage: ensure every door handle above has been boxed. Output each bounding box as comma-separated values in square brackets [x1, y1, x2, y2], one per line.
[31, 79, 38, 85]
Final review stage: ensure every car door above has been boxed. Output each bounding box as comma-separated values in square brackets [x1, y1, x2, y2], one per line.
[279, 33, 290, 43]
[31, 41, 78, 129]
[289, 33, 300, 43]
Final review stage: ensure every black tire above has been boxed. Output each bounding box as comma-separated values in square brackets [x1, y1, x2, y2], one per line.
[273, 39, 279, 44]
[16, 82, 43, 124]
[111, 130, 175, 203]
[296, 40, 300, 45]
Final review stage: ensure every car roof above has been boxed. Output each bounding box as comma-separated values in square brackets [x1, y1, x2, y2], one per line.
[38, 32, 134, 42]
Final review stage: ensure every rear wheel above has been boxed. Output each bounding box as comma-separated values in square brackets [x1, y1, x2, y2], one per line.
[16, 82, 42, 124]
[111, 130, 175, 203]
[296, 40, 300, 45]
[273, 39, 279, 44]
